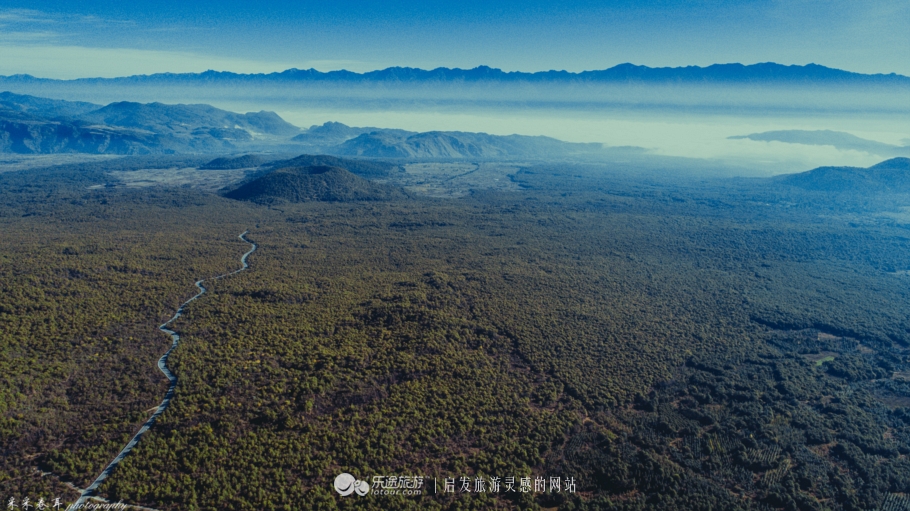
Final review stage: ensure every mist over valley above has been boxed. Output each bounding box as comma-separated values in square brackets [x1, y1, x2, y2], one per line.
[4, 56, 910, 511]
[3, 62, 908, 174]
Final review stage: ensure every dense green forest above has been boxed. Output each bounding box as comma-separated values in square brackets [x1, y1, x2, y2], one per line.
[2, 158, 910, 510]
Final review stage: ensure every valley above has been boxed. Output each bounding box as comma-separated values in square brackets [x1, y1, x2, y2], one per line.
[1, 150, 910, 510]
[1, 0, 908, 505]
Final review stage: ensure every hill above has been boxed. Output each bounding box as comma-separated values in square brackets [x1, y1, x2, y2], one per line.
[291, 122, 413, 148]
[263, 154, 400, 178]
[774, 157, 910, 192]
[223, 165, 407, 203]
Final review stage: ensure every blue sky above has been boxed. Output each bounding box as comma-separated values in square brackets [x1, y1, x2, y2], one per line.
[0, 0, 907, 78]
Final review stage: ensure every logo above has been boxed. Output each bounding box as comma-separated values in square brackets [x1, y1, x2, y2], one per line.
[334, 473, 370, 497]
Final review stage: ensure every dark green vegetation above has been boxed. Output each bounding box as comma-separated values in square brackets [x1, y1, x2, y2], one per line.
[2, 156, 910, 510]
[262, 154, 401, 179]
[224, 165, 408, 204]
[200, 154, 278, 170]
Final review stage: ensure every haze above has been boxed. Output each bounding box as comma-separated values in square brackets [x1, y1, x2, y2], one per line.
[6, 75, 908, 174]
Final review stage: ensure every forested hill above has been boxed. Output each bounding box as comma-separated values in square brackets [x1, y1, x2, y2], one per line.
[223, 165, 408, 203]
[262, 154, 400, 178]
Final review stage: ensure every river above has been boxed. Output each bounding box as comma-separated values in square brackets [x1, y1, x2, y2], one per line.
[67, 231, 256, 511]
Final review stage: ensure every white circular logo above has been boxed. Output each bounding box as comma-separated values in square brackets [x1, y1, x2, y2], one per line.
[334, 473, 356, 496]
[334, 473, 370, 497]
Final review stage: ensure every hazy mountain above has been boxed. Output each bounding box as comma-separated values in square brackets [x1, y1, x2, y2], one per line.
[287, 122, 611, 160]
[224, 165, 407, 203]
[0, 91, 100, 118]
[0, 96, 302, 154]
[333, 129, 605, 159]
[731, 130, 910, 157]
[3, 64, 905, 126]
[291, 122, 413, 148]
[0, 109, 248, 155]
[78, 102, 301, 137]
[4, 63, 908, 86]
[0, 108, 162, 154]
[774, 157, 910, 193]
[0, 94, 605, 159]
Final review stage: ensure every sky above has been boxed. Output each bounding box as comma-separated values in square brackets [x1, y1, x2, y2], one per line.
[0, 0, 907, 79]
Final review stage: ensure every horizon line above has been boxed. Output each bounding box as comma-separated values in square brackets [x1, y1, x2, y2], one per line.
[2, 62, 909, 82]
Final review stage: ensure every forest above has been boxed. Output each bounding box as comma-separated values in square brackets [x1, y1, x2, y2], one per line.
[1, 155, 910, 510]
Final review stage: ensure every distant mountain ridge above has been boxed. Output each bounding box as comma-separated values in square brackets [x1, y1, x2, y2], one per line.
[3, 63, 908, 86]
[732, 130, 910, 158]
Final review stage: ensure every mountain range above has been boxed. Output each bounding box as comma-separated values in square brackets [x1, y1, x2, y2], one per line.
[3, 63, 908, 87]
[0, 91, 610, 158]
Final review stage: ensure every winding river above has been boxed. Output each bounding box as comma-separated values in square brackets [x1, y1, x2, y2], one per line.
[68, 231, 257, 511]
